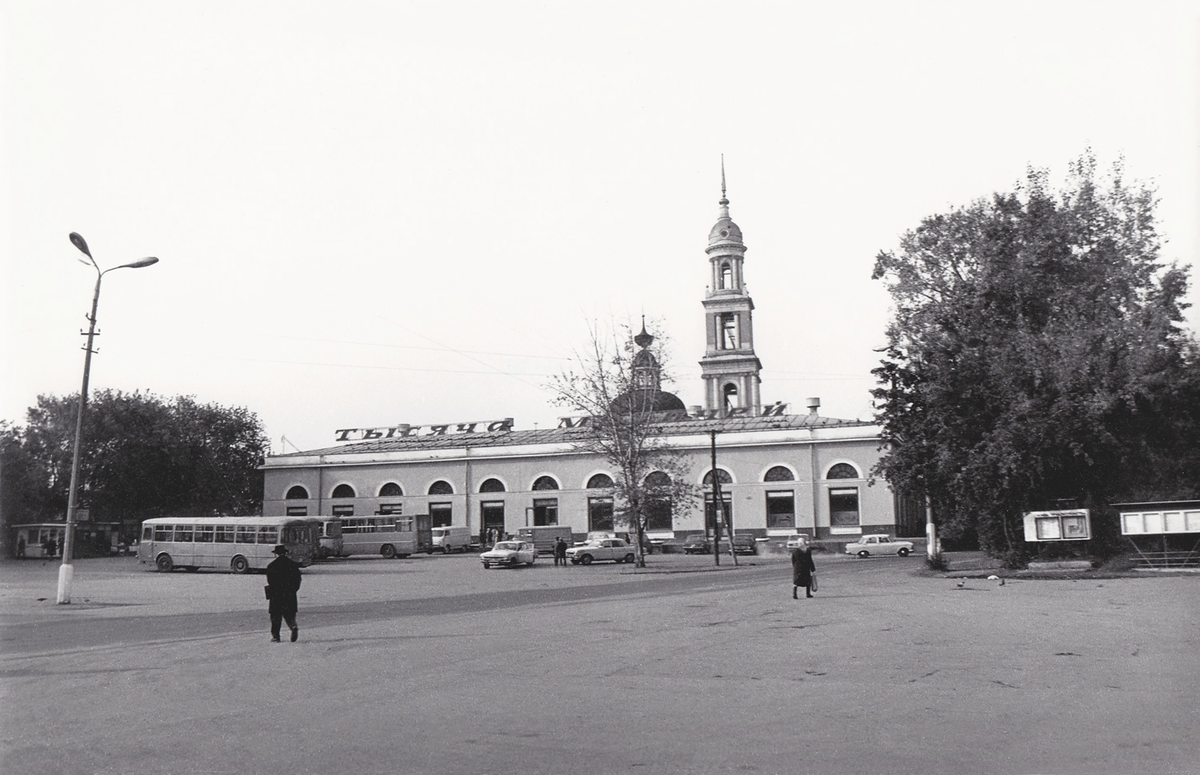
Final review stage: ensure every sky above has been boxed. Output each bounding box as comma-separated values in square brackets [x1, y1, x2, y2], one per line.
[2, 0, 1198, 455]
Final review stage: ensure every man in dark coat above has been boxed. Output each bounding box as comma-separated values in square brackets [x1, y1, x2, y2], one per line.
[791, 539, 816, 600]
[265, 545, 302, 642]
[554, 537, 568, 567]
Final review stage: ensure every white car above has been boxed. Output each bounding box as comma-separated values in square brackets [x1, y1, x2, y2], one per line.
[480, 541, 538, 568]
[785, 534, 813, 550]
[565, 538, 637, 565]
[844, 534, 914, 558]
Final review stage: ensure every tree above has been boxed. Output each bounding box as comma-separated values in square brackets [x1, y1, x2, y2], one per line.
[1, 391, 269, 534]
[871, 152, 1200, 563]
[550, 320, 696, 567]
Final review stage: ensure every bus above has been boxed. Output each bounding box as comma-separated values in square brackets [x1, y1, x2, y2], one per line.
[297, 517, 344, 559]
[137, 516, 315, 573]
[316, 517, 344, 558]
[339, 515, 417, 559]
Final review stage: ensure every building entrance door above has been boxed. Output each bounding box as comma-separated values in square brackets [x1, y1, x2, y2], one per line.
[481, 501, 505, 543]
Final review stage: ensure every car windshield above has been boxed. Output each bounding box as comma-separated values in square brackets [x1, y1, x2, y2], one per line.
[492, 542, 521, 551]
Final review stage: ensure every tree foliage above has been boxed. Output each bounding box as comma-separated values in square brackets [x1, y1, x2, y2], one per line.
[550, 320, 696, 567]
[871, 153, 1200, 560]
[1, 391, 269, 532]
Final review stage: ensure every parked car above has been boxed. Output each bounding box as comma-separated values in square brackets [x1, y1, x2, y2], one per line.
[480, 541, 538, 568]
[565, 538, 636, 565]
[682, 535, 711, 555]
[731, 535, 757, 555]
[844, 534, 914, 558]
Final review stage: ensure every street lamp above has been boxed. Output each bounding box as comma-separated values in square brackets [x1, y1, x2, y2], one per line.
[56, 232, 158, 605]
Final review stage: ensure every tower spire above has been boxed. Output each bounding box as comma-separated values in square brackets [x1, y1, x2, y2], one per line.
[719, 155, 729, 217]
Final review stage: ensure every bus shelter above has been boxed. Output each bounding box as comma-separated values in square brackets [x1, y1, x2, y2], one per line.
[1112, 500, 1200, 568]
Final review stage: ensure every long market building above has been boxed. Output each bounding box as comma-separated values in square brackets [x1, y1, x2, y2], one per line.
[261, 179, 923, 544]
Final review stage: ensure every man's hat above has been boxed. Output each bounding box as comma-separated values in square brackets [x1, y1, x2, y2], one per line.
[272, 545, 288, 555]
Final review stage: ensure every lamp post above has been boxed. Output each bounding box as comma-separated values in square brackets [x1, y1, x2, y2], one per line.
[56, 232, 158, 605]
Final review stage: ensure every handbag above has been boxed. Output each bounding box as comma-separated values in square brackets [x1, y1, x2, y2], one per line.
[810, 573, 818, 592]
[264, 585, 272, 600]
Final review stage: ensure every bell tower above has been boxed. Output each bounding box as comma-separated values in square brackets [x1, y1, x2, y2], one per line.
[699, 161, 762, 416]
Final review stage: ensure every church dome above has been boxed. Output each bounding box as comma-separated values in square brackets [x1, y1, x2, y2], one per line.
[611, 387, 687, 415]
[708, 214, 743, 245]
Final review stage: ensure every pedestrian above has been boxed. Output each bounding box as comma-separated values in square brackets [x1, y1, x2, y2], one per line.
[791, 537, 816, 600]
[554, 537, 568, 566]
[265, 545, 302, 643]
[57, 536, 64, 558]
[43, 538, 55, 558]
[16, 536, 25, 559]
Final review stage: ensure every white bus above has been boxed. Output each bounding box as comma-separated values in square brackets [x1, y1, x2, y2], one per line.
[340, 515, 417, 559]
[137, 516, 315, 573]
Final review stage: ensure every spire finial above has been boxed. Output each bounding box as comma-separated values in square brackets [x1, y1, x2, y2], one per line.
[720, 154, 727, 201]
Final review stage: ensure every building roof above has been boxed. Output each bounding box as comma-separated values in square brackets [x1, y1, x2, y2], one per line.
[268, 411, 875, 460]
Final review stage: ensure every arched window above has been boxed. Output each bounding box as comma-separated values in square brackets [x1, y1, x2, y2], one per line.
[723, 383, 739, 411]
[532, 476, 559, 491]
[826, 463, 860, 480]
[379, 482, 403, 497]
[644, 471, 672, 489]
[702, 469, 732, 486]
[720, 262, 733, 290]
[587, 473, 614, 489]
[479, 478, 506, 493]
[332, 484, 356, 498]
[764, 466, 794, 482]
[285, 485, 309, 500]
[428, 480, 454, 495]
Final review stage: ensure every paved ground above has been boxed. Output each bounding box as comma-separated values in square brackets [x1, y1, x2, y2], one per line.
[1, 551, 1197, 775]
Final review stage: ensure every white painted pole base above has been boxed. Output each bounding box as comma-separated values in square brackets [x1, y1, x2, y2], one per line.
[56, 564, 74, 604]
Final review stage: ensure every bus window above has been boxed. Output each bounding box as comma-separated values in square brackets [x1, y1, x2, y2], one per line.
[142, 525, 153, 541]
[258, 526, 279, 545]
[236, 526, 256, 544]
[215, 525, 235, 543]
[176, 526, 194, 542]
[155, 525, 173, 542]
[195, 525, 214, 543]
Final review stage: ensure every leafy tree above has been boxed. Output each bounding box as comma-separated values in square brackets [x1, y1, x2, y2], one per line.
[1, 391, 269, 537]
[871, 152, 1200, 563]
[550, 320, 696, 567]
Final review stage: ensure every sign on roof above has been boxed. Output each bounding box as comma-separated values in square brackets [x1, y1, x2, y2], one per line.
[335, 419, 513, 442]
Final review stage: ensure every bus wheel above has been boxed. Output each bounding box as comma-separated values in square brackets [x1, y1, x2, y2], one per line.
[155, 554, 174, 572]
[381, 544, 396, 559]
[230, 555, 250, 574]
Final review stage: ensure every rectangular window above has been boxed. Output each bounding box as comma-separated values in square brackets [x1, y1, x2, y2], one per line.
[236, 526, 256, 544]
[175, 526, 194, 542]
[195, 525, 214, 543]
[332, 505, 354, 517]
[588, 497, 614, 533]
[154, 525, 174, 542]
[766, 491, 796, 529]
[378, 503, 403, 515]
[258, 526, 279, 544]
[533, 498, 558, 526]
[704, 495, 733, 535]
[429, 503, 452, 528]
[286, 506, 308, 517]
[215, 525, 235, 543]
[829, 487, 860, 528]
[645, 498, 672, 532]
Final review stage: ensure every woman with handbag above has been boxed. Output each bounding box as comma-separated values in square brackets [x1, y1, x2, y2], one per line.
[791, 537, 816, 600]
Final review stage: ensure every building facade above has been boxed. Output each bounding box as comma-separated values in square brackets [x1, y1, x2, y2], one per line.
[261, 181, 918, 542]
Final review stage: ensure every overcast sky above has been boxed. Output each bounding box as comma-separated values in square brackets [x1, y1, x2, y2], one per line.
[3, 1, 1198, 454]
